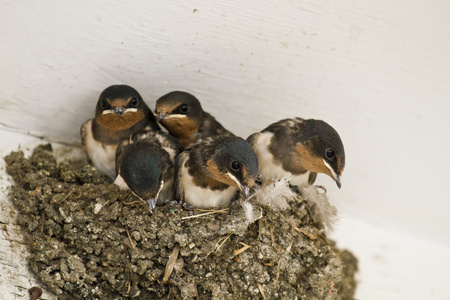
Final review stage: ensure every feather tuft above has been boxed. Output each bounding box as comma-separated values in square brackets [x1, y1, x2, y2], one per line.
[253, 178, 295, 210]
[114, 174, 129, 190]
[241, 201, 254, 222]
[301, 185, 338, 231]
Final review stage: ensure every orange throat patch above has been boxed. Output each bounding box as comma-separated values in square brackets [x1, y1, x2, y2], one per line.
[294, 142, 332, 177]
[206, 160, 239, 189]
[161, 118, 200, 147]
[96, 111, 145, 131]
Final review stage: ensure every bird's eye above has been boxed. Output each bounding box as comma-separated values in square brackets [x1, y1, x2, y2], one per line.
[326, 148, 335, 159]
[231, 161, 240, 171]
[130, 97, 138, 107]
[101, 99, 108, 108]
[180, 104, 189, 113]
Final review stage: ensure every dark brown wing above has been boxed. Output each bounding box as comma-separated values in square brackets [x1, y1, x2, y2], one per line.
[174, 151, 189, 202]
[260, 117, 305, 134]
[197, 112, 234, 140]
[80, 119, 92, 164]
[308, 172, 317, 185]
[115, 137, 132, 175]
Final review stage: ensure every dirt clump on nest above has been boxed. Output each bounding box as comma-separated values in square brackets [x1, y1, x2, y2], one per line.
[4, 144, 358, 299]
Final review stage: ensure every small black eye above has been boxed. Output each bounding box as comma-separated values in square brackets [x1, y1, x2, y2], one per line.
[180, 104, 188, 113]
[130, 97, 138, 106]
[101, 99, 108, 108]
[231, 161, 240, 171]
[326, 148, 335, 159]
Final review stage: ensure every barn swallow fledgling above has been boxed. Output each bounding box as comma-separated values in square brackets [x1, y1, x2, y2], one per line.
[80, 85, 160, 180]
[175, 136, 259, 209]
[154, 91, 234, 147]
[247, 118, 345, 189]
[114, 130, 183, 211]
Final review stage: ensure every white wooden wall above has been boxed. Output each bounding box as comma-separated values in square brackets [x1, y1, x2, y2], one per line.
[1, 1, 449, 299]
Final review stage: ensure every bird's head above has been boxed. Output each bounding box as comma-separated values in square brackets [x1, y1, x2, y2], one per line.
[118, 141, 168, 212]
[295, 119, 345, 188]
[95, 85, 148, 130]
[154, 91, 203, 133]
[206, 136, 259, 198]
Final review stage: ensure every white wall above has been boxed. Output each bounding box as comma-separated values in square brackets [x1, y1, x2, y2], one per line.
[1, 1, 450, 299]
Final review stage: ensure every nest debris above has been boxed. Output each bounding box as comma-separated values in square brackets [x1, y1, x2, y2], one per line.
[4, 144, 358, 299]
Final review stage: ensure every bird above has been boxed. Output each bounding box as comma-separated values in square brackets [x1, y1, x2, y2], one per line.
[80, 84, 160, 180]
[175, 136, 259, 209]
[114, 130, 183, 211]
[247, 117, 345, 189]
[154, 91, 234, 148]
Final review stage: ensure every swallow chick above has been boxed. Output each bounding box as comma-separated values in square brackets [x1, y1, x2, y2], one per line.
[114, 131, 183, 211]
[247, 118, 345, 189]
[175, 136, 259, 209]
[80, 85, 160, 180]
[154, 91, 234, 147]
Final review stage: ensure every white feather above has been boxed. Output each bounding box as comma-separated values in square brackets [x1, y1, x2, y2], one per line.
[252, 178, 295, 210]
[241, 201, 254, 222]
[114, 174, 129, 190]
[301, 185, 338, 231]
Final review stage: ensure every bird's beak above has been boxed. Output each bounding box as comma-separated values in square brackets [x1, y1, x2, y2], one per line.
[322, 159, 342, 189]
[226, 172, 250, 199]
[102, 106, 130, 116]
[146, 198, 157, 212]
[145, 179, 164, 213]
[156, 112, 186, 121]
[130, 190, 157, 212]
[113, 106, 126, 116]
[334, 175, 342, 189]
[155, 112, 167, 121]
[242, 185, 250, 199]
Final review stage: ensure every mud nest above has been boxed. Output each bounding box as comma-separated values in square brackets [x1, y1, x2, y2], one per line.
[4, 144, 357, 299]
